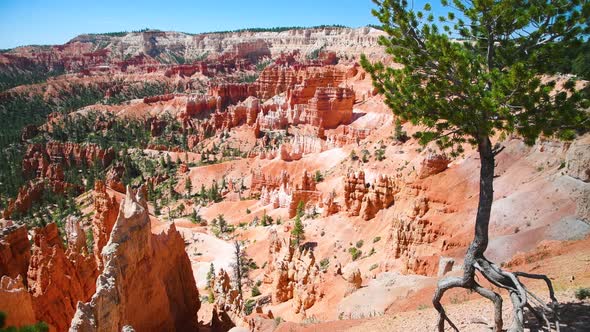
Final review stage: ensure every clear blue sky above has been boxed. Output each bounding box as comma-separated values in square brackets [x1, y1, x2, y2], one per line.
[0, 0, 387, 49]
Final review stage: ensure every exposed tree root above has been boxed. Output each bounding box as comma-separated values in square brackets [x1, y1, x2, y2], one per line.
[432, 255, 560, 332]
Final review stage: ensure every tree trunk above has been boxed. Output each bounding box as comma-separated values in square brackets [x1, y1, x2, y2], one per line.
[462, 136, 495, 279]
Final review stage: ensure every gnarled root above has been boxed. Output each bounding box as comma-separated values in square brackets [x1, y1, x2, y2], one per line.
[432, 255, 559, 332]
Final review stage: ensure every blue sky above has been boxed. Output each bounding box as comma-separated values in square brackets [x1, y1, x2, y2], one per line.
[0, 0, 388, 49]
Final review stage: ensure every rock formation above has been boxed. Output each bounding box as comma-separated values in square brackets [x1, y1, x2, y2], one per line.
[344, 171, 400, 220]
[22, 142, 114, 179]
[418, 154, 450, 179]
[91, 180, 119, 270]
[1, 181, 44, 219]
[263, 229, 321, 314]
[257, 170, 324, 218]
[105, 163, 125, 193]
[27, 223, 98, 332]
[0, 275, 36, 328]
[211, 269, 243, 331]
[345, 269, 362, 296]
[70, 186, 200, 332]
[566, 134, 590, 182]
[0, 222, 31, 281]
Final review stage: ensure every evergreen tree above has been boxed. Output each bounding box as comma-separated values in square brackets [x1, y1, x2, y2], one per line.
[185, 177, 192, 197]
[362, 1, 589, 330]
[216, 214, 227, 233]
[296, 200, 305, 218]
[206, 262, 215, 289]
[291, 214, 305, 247]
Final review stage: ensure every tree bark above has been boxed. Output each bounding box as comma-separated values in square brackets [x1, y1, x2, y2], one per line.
[463, 136, 495, 277]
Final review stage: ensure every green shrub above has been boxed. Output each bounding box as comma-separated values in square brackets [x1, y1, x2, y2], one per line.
[372, 236, 381, 243]
[575, 287, 590, 300]
[319, 258, 330, 271]
[314, 170, 324, 182]
[348, 247, 362, 261]
[251, 285, 261, 297]
[356, 240, 364, 248]
[244, 299, 256, 315]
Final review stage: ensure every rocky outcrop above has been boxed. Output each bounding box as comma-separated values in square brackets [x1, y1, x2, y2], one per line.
[565, 134, 590, 182]
[385, 195, 446, 275]
[304, 87, 354, 129]
[257, 65, 347, 101]
[143, 94, 175, 104]
[105, 163, 125, 193]
[209, 83, 257, 108]
[65, 216, 87, 253]
[0, 222, 31, 281]
[27, 223, 97, 332]
[0, 275, 36, 328]
[91, 180, 119, 270]
[70, 186, 200, 332]
[344, 171, 400, 220]
[1, 181, 44, 219]
[211, 269, 242, 332]
[23, 142, 114, 179]
[345, 269, 362, 296]
[327, 126, 371, 147]
[418, 154, 450, 179]
[257, 170, 324, 218]
[263, 229, 321, 315]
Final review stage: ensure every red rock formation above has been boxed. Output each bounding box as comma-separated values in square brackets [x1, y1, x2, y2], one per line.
[143, 94, 175, 104]
[27, 223, 97, 332]
[302, 87, 354, 129]
[384, 195, 445, 275]
[208, 83, 257, 108]
[0, 275, 36, 328]
[65, 216, 86, 253]
[345, 269, 362, 296]
[211, 269, 242, 331]
[164, 64, 207, 77]
[2, 181, 44, 219]
[418, 154, 450, 179]
[257, 65, 347, 101]
[105, 163, 125, 193]
[0, 223, 31, 282]
[256, 170, 324, 218]
[91, 180, 119, 270]
[327, 126, 371, 147]
[23, 142, 115, 179]
[251, 170, 290, 193]
[343, 171, 369, 217]
[263, 229, 321, 314]
[344, 171, 400, 220]
[70, 186, 200, 332]
[183, 95, 218, 117]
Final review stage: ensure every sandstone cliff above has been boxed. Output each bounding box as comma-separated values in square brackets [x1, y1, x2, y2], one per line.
[70, 186, 200, 332]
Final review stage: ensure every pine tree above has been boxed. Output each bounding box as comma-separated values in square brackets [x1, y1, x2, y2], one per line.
[296, 200, 305, 218]
[362, 1, 589, 330]
[291, 214, 305, 247]
[185, 177, 192, 197]
[206, 262, 215, 289]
